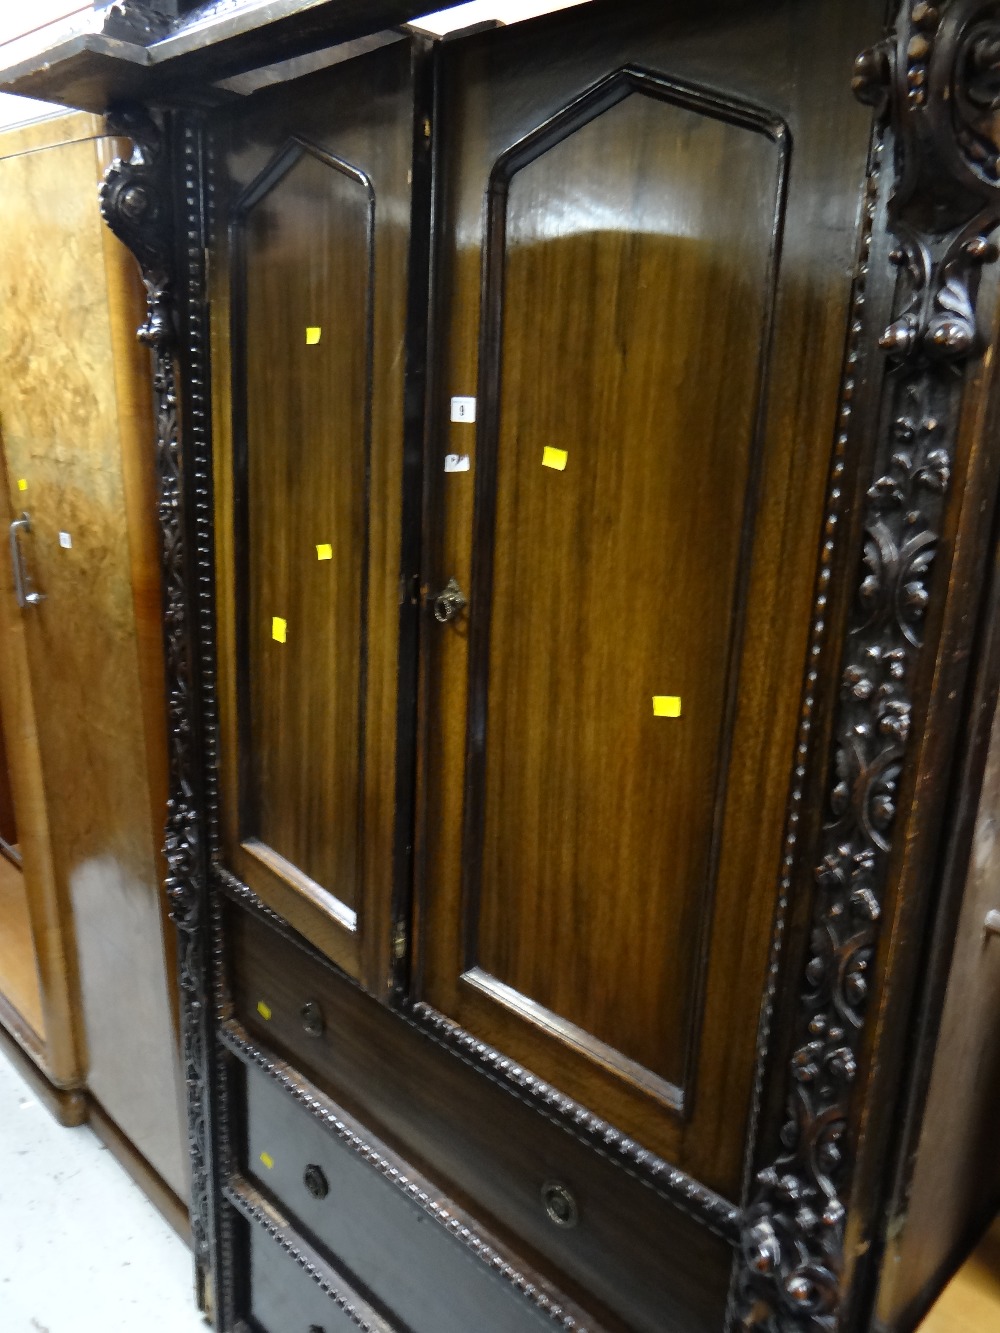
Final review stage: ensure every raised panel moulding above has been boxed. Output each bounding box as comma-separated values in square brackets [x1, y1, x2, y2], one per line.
[463, 65, 789, 1100]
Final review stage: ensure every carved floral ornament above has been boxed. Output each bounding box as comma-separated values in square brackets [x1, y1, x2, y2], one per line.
[737, 4, 1000, 1331]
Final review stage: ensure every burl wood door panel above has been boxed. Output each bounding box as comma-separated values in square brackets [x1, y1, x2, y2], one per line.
[212, 39, 418, 991]
[417, 0, 881, 1198]
[0, 113, 186, 1188]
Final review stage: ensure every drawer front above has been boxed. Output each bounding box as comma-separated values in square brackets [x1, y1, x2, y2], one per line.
[246, 1211, 393, 1333]
[231, 903, 735, 1333]
[245, 1059, 580, 1333]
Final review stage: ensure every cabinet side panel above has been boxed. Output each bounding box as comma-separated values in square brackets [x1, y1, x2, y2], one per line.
[876, 686, 1000, 1327]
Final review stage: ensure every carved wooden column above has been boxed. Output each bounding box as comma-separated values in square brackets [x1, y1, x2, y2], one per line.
[99, 107, 220, 1310]
[735, 2, 1000, 1328]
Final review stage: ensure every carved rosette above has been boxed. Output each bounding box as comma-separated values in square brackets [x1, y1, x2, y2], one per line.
[100, 108, 212, 1266]
[737, 4, 1000, 1329]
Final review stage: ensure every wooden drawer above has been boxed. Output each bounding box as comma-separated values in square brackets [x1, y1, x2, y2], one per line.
[241, 1053, 590, 1332]
[228, 901, 735, 1333]
[233, 1184, 394, 1332]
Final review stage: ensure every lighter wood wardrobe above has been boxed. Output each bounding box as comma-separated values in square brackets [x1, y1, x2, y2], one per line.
[0, 108, 188, 1222]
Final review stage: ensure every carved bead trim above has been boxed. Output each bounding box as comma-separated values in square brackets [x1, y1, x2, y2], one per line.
[737, 127, 885, 1215]
[183, 122, 223, 869]
[216, 864, 288, 932]
[407, 1001, 741, 1241]
[178, 115, 241, 1324]
[737, 3, 1000, 1327]
[215, 872, 740, 1241]
[223, 1180, 384, 1332]
[222, 1021, 587, 1329]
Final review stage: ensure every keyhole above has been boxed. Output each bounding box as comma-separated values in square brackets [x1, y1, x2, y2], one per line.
[541, 1180, 579, 1229]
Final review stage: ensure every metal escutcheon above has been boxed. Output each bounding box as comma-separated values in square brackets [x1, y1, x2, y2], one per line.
[299, 999, 325, 1038]
[432, 576, 467, 624]
[541, 1180, 579, 1229]
[303, 1163, 329, 1200]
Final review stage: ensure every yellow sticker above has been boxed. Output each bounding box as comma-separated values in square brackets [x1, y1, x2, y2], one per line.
[305, 326, 322, 345]
[259, 1152, 274, 1170]
[316, 543, 333, 561]
[16, 479, 27, 492]
[542, 446, 568, 472]
[653, 696, 682, 718]
[256, 1000, 272, 1021]
[272, 617, 286, 643]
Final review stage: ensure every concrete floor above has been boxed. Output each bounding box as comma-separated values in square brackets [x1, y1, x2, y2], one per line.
[0, 1049, 207, 1332]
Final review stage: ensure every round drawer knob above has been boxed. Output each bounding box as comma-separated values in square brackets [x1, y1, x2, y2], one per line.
[303, 1163, 329, 1200]
[300, 999, 325, 1038]
[541, 1180, 579, 1229]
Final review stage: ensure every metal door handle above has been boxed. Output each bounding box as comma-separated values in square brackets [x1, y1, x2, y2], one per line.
[9, 513, 45, 608]
[432, 577, 467, 623]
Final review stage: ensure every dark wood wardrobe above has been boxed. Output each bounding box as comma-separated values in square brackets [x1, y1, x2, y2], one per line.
[5, 0, 1000, 1328]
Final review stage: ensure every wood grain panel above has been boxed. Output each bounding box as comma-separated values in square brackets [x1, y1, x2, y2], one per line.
[0, 417, 73, 1083]
[417, 0, 883, 1195]
[0, 699, 19, 850]
[239, 143, 373, 916]
[0, 119, 186, 1195]
[876, 675, 1000, 1325]
[212, 39, 417, 991]
[0, 851, 43, 1037]
[469, 79, 784, 1093]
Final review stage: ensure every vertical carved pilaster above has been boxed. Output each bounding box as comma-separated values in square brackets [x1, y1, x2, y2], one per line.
[99, 107, 215, 1285]
[736, 4, 1000, 1329]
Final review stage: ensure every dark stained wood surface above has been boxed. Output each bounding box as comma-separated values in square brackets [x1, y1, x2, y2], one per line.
[875, 641, 1000, 1327]
[472, 81, 783, 1094]
[416, 0, 883, 1198]
[242, 1057, 597, 1332]
[243, 1192, 393, 1333]
[243, 146, 372, 916]
[230, 902, 733, 1333]
[212, 39, 416, 990]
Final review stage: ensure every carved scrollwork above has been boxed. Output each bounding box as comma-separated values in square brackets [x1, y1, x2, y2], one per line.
[738, 4, 1000, 1329]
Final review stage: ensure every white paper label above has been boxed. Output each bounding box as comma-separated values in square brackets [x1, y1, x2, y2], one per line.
[444, 454, 471, 473]
[58, 532, 72, 549]
[450, 396, 476, 423]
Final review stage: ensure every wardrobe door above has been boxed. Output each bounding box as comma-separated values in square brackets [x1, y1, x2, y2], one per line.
[211, 38, 420, 992]
[415, 0, 881, 1199]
